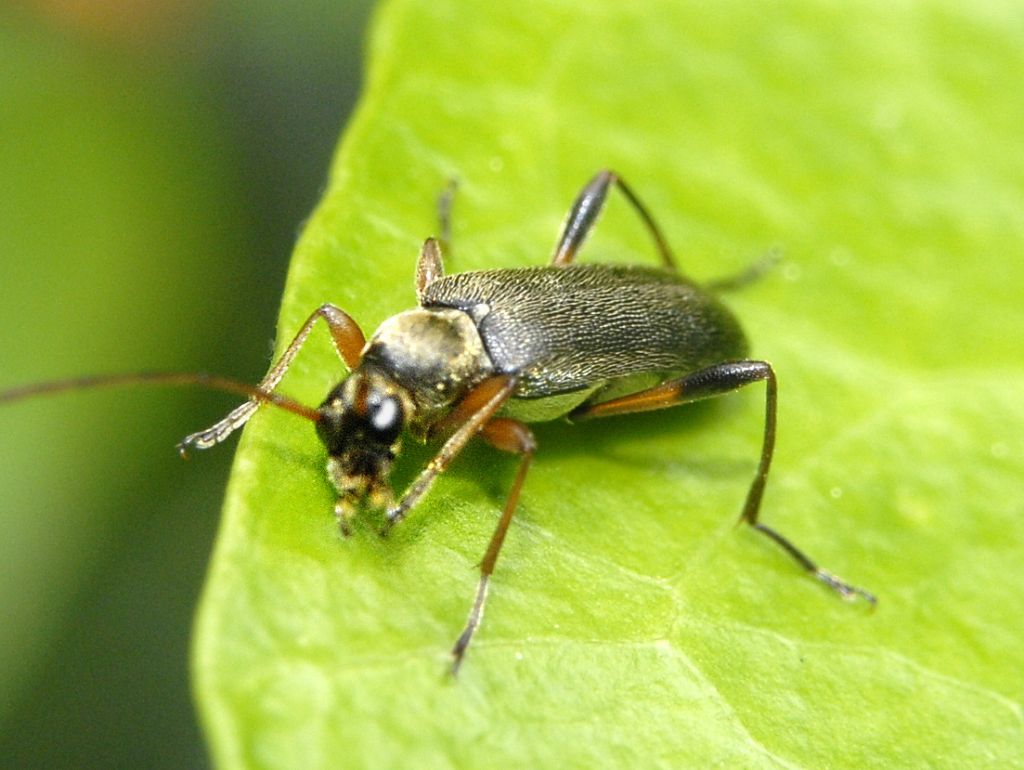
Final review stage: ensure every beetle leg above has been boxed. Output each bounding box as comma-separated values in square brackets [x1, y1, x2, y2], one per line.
[704, 248, 781, 293]
[551, 169, 677, 270]
[178, 304, 365, 453]
[437, 177, 458, 256]
[381, 374, 518, 534]
[415, 238, 445, 299]
[452, 417, 536, 674]
[415, 179, 459, 300]
[571, 361, 876, 605]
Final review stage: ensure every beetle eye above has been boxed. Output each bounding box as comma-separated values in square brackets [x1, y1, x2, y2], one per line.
[368, 396, 403, 443]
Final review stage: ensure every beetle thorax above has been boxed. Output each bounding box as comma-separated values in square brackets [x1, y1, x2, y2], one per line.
[360, 307, 494, 429]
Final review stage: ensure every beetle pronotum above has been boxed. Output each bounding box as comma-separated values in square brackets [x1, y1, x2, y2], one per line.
[1, 170, 874, 672]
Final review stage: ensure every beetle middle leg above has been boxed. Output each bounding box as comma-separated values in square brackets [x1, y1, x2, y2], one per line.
[571, 361, 876, 604]
[704, 247, 782, 293]
[551, 169, 678, 270]
[451, 417, 536, 674]
[372, 373, 532, 670]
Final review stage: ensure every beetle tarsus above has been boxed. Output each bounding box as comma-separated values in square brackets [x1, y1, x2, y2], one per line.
[182, 400, 262, 452]
[379, 512, 402, 538]
[450, 632, 471, 677]
[704, 247, 781, 292]
[382, 506, 405, 531]
[814, 568, 877, 606]
[451, 574, 490, 676]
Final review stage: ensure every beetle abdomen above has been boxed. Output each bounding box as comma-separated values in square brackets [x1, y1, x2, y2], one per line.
[421, 264, 748, 400]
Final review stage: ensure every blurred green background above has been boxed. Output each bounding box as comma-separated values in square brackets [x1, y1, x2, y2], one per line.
[0, 1, 372, 766]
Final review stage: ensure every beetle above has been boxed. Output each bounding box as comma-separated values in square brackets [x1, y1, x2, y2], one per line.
[1, 170, 874, 672]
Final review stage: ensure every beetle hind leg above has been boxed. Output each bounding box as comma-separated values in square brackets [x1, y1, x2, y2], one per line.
[571, 360, 876, 606]
[745, 521, 874, 602]
[551, 169, 678, 270]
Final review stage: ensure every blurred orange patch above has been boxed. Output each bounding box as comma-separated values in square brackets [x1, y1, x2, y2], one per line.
[29, 0, 207, 45]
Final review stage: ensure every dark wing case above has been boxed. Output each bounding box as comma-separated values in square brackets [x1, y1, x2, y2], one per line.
[421, 264, 748, 398]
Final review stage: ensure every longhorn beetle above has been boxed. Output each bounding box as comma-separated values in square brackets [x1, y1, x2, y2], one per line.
[0, 170, 875, 672]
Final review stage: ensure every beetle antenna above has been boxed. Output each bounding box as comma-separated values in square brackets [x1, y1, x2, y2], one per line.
[0, 371, 322, 424]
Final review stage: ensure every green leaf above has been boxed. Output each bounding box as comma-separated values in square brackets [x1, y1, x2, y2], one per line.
[194, 2, 1024, 768]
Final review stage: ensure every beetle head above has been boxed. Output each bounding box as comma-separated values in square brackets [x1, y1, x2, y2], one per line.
[316, 366, 411, 521]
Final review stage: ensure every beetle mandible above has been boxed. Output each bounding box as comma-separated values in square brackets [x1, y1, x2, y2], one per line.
[0, 170, 875, 672]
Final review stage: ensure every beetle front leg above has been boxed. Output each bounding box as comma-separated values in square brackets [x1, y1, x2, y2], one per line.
[436, 177, 458, 256]
[381, 375, 518, 534]
[551, 169, 677, 270]
[415, 179, 458, 300]
[572, 361, 876, 605]
[178, 304, 365, 454]
[415, 238, 445, 300]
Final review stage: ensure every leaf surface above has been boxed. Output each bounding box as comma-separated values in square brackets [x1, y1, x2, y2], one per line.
[195, 2, 1024, 768]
